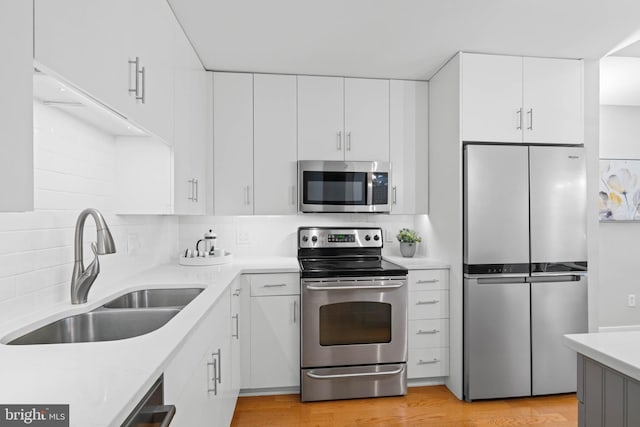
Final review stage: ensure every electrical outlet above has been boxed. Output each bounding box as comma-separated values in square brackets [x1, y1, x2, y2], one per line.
[629, 294, 636, 307]
[127, 232, 140, 255]
[236, 230, 251, 245]
[384, 229, 394, 243]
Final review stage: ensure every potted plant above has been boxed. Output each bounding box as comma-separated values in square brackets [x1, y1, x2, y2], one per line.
[396, 228, 421, 257]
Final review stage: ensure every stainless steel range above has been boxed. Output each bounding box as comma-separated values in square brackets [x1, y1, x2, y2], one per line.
[298, 226, 409, 402]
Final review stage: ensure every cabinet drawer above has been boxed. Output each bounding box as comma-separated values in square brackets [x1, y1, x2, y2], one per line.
[408, 319, 449, 349]
[408, 347, 449, 379]
[250, 273, 300, 296]
[408, 290, 449, 319]
[408, 269, 449, 291]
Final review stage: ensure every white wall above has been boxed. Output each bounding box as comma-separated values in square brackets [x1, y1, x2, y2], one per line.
[179, 213, 424, 259]
[598, 104, 640, 327]
[0, 102, 177, 327]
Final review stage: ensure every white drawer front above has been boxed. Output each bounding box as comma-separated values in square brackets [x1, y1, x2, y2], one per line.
[250, 273, 300, 296]
[408, 347, 449, 379]
[408, 269, 449, 291]
[408, 319, 449, 349]
[408, 290, 449, 319]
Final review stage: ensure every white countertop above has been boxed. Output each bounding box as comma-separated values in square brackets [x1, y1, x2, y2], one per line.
[384, 256, 450, 270]
[0, 256, 299, 427]
[564, 331, 640, 381]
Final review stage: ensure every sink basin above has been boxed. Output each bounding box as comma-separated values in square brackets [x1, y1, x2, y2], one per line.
[102, 288, 204, 309]
[6, 308, 180, 345]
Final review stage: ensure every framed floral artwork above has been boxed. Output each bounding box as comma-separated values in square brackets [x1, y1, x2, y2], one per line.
[599, 159, 640, 221]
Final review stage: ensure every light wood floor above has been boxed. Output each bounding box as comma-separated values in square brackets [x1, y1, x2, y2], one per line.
[231, 386, 578, 426]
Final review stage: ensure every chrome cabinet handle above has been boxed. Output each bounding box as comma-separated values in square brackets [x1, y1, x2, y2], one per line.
[187, 179, 194, 201]
[232, 314, 239, 339]
[135, 65, 146, 104]
[516, 108, 522, 130]
[346, 132, 352, 151]
[213, 349, 221, 384]
[306, 367, 403, 379]
[417, 329, 440, 335]
[207, 358, 218, 394]
[194, 179, 198, 202]
[336, 131, 342, 150]
[244, 186, 252, 205]
[263, 283, 287, 288]
[416, 299, 439, 305]
[392, 186, 397, 204]
[293, 300, 297, 323]
[289, 185, 295, 206]
[527, 108, 533, 130]
[128, 57, 140, 97]
[416, 279, 439, 284]
[418, 358, 440, 365]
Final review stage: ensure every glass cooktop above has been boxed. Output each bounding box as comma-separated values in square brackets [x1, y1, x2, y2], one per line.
[299, 256, 407, 278]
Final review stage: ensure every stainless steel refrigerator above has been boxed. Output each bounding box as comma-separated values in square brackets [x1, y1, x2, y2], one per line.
[463, 144, 588, 401]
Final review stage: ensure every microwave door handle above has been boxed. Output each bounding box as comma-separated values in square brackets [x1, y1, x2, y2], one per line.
[367, 172, 373, 206]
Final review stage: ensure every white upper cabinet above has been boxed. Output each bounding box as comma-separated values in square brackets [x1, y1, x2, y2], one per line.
[298, 76, 390, 161]
[344, 78, 390, 161]
[297, 76, 345, 161]
[34, 0, 174, 143]
[213, 72, 254, 216]
[172, 18, 209, 215]
[462, 54, 523, 143]
[0, 0, 33, 212]
[523, 57, 583, 144]
[461, 53, 583, 144]
[254, 74, 298, 215]
[390, 80, 428, 215]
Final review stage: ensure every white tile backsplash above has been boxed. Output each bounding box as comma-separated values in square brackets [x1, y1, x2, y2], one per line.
[0, 102, 177, 326]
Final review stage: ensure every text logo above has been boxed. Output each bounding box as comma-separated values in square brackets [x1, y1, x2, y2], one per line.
[0, 405, 68, 427]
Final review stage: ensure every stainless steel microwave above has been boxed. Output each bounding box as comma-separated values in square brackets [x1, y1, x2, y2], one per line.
[298, 160, 391, 213]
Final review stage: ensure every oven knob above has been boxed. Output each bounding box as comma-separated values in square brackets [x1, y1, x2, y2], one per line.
[365, 235, 371, 241]
[373, 235, 380, 241]
[302, 235, 308, 242]
[311, 236, 318, 243]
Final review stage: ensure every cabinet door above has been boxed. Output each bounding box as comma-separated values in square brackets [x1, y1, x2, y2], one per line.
[390, 80, 428, 214]
[34, 0, 130, 117]
[297, 76, 344, 161]
[344, 78, 390, 161]
[254, 74, 298, 214]
[523, 57, 583, 144]
[461, 53, 523, 143]
[172, 21, 209, 215]
[0, 0, 33, 212]
[121, 0, 174, 143]
[213, 72, 254, 215]
[229, 278, 242, 406]
[250, 295, 300, 388]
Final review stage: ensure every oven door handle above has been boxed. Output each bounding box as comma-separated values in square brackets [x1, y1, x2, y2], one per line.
[305, 367, 404, 380]
[304, 283, 404, 291]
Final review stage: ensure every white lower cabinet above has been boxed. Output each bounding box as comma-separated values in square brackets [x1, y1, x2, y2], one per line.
[242, 273, 301, 390]
[407, 269, 450, 380]
[165, 287, 235, 427]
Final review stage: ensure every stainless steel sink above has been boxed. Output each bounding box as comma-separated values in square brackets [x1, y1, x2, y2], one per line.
[7, 308, 180, 345]
[102, 288, 204, 309]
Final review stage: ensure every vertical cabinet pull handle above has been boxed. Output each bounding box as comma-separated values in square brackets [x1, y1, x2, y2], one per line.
[516, 108, 522, 130]
[336, 131, 342, 150]
[187, 179, 194, 201]
[392, 186, 397, 204]
[138, 66, 146, 104]
[527, 108, 533, 130]
[293, 300, 297, 323]
[232, 314, 239, 339]
[194, 179, 198, 202]
[213, 349, 221, 384]
[128, 57, 140, 97]
[207, 358, 218, 394]
[346, 132, 352, 151]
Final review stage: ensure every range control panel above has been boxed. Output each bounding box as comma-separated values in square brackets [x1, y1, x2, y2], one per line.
[298, 227, 382, 249]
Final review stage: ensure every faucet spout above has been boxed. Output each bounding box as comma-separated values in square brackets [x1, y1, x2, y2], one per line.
[71, 209, 116, 304]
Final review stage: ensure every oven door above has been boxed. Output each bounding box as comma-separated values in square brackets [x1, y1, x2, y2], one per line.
[301, 277, 407, 367]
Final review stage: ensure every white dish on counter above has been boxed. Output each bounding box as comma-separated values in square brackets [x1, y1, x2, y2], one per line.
[179, 251, 232, 266]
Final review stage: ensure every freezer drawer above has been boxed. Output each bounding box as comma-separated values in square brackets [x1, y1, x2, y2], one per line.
[531, 276, 588, 395]
[464, 278, 531, 401]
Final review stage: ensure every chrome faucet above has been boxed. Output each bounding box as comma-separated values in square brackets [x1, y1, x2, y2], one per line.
[70, 208, 116, 304]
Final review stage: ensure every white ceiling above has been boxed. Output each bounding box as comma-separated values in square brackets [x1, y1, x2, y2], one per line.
[168, 0, 640, 80]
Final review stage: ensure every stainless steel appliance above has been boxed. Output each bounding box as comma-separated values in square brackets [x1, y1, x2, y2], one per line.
[463, 144, 588, 401]
[298, 160, 391, 213]
[298, 227, 408, 402]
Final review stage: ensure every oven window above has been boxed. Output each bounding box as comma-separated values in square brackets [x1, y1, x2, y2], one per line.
[303, 171, 367, 205]
[319, 302, 391, 345]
